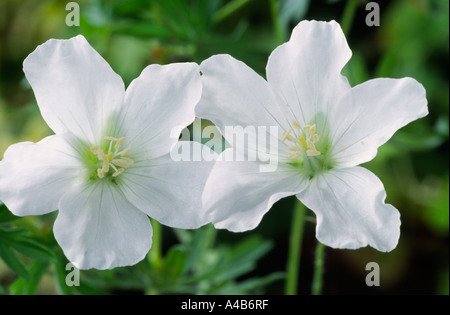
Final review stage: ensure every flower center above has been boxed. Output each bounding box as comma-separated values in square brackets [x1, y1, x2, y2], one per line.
[90, 136, 134, 179]
[281, 119, 334, 178]
[281, 120, 321, 160]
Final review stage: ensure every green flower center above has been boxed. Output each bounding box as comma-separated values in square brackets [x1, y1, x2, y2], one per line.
[90, 136, 134, 179]
[282, 119, 333, 178]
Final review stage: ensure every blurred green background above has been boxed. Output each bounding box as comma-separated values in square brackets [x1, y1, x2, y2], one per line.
[0, 0, 448, 295]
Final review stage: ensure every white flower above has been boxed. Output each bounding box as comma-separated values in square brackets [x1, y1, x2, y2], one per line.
[197, 20, 428, 252]
[0, 35, 215, 269]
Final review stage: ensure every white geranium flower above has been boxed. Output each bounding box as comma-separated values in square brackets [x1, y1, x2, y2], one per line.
[197, 20, 428, 252]
[0, 35, 215, 269]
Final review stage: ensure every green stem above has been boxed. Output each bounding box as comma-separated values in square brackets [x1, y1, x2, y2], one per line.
[269, 0, 287, 45]
[285, 200, 306, 295]
[340, 0, 360, 36]
[148, 218, 162, 269]
[311, 241, 326, 295]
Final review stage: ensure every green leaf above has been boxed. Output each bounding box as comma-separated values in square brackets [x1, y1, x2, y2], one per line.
[0, 204, 20, 223]
[11, 237, 57, 262]
[183, 225, 217, 273]
[0, 242, 30, 280]
[8, 261, 49, 295]
[0, 228, 56, 262]
[215, 272, 284, 294]
[228, 235, 273, 266]
[161, 246, 187, 284]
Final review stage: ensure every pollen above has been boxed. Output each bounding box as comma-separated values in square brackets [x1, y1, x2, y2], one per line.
[91, 136, 134, 179]
[281, 120, 321, 161]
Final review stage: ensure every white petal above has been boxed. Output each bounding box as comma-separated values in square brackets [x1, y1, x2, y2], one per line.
[23, 35, 125, 143]
[54, 182, 153, 270]
[117, 63, 201, 159]
[119, 142, 217, 229]
[330, 77, 428, 167]
[203, 149, 307, 232]
[0, 135, 81, 216]
[196, 54, 288, 141]
[297, 167, 400, 252]
[266, 20, 352, 127]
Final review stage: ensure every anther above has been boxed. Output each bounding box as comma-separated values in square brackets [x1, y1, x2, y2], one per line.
[298, 135, 308, 150]
[115, 137, 126, 150]
[281, 129, 292, 143]
[112, 159, 132, 168]
[93, 136, 134, 179]
[112, 168, 125, 177]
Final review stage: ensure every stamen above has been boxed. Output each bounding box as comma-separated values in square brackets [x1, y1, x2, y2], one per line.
[284, 121, 322, 161]
[313, 134, 320, 143]
[281, 129, 292, 143]
[102, 159, 109, 173]
[306, 139, 318, 152]
[115, 137, 126, 150]
[112, 159, 132, 168]
[298, 135, 308, 150]
[104, 136, 119, 141]
[119, 148, 131, 156]
[120, 157, 134, 165]
[112, 168, 125, 177]
[306, 149, 320, 157]
[93, 136, 134, 179]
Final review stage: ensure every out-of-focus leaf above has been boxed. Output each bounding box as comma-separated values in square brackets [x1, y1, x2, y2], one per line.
[0, 228, 56, 262]
[0, 242, 29, 280]
[213, 0, 253, 23]
[341, 51, 370, 86]
[0, 203, 20, 223]
[11, 237, 56, 262]
[183, 225, 217, 273]
[111, 22, 171, 38]
[228, 235, 273, 267]
[185, 235, 273, 286]
[214, 272, 284, 294]
[421, 174, 449, 236]
[161, 246, 187, 284]
[8, 261, 49, 295]
[280, 0, 310, 27]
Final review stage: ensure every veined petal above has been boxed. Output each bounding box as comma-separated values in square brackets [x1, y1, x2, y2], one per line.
[330, 77, 428, 167]
[54, 181, 153, 270]
[119, 142, 217, 229]
[196, 54, 287, 143]
[297, 167, 400, 252]
[116, 63, 201, 160]
[203, 149, 308, 232]
[0, 135, 81, 216]
[266, 20, 352, 128]
[23, 35, 125, 144]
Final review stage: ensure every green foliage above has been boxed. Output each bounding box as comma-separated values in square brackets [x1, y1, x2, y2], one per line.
[0, 204, 55, 293]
